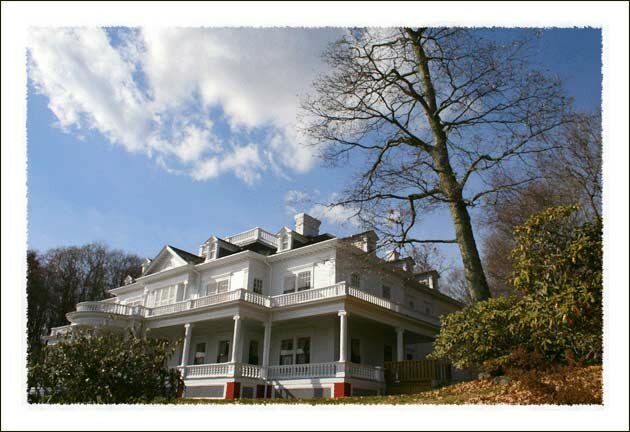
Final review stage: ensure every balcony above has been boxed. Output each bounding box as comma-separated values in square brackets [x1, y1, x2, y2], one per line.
[225, 227, 278, 248]
[180, 361, 384, 382]
[70, 283, 440, 326]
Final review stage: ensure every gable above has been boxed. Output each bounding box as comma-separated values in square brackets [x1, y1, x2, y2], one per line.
[143, 247, 188, 275]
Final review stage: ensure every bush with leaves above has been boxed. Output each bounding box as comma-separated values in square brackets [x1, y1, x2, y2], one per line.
[431, 206, 602, 372]
[28, 328, 183, 404]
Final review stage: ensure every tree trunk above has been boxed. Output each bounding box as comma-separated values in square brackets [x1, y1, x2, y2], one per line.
[409, 28, 492, 302]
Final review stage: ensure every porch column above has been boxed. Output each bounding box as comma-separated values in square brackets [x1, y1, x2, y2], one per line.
[231, 315, 242, 363]
[338, 310, 348, 362]
[261, 319, 272, 380]
[180, 323, 193, 367]
[396, 327, 405, 361]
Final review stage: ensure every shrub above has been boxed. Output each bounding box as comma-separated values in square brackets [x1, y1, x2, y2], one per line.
[28, 328, 183, 404]
[431, 206, 602, 372]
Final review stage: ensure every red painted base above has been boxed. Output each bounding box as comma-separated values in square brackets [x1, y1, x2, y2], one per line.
[225, 381, 241, 400]
[333, 382, 351, 398]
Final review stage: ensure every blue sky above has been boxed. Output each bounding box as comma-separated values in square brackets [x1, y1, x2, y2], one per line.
[27, 27, 601, 265]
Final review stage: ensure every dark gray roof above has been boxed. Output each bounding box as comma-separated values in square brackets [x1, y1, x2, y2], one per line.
[168, 245, 204, 264]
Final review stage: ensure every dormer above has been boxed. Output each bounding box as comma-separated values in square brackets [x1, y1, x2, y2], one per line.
[276, 227, 308, 253]
[141, 258, 152, 275]
[123, 275, 135, 285]
[200, 236, 241, 262]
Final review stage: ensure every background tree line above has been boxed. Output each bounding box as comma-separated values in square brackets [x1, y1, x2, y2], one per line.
[27, 243, 143, 360]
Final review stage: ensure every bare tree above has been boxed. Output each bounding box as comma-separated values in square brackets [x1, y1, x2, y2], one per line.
[482, 110, 601, 295]
[301, 28, 570, 302]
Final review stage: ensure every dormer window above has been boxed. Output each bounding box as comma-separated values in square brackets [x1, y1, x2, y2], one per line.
[278, 233, 291, 252]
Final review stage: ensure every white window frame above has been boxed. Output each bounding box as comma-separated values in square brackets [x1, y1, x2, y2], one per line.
[152, 285, 177, 307]
[282, 266, 313, 293]
[193, 342, 207, 365]
[278, 336, 311, 365]
[253, 278, 263, 294]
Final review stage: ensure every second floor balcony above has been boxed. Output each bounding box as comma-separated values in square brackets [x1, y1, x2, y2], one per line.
[70, 282, 441, 326]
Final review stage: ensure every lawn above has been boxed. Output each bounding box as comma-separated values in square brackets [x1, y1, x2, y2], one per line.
[167, 365, 602, 405]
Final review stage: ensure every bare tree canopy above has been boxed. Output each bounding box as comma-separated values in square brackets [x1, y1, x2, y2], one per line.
[482, 110, 602, 296]
[301, 27, 571, 302]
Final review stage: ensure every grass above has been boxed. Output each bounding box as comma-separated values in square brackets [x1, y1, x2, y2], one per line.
[165, 365, 602, 405]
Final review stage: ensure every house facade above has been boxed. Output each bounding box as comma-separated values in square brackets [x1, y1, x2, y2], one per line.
[44, 213, 462, 400]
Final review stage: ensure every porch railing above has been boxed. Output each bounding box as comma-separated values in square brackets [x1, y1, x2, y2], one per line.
[384, 360, 451, 384]
[225, 227, 278, 248]
[266, 362, 339, 380]
[182, 362, 264, 379]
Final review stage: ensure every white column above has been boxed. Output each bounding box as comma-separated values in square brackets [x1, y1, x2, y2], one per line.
[396, 327, 405, 362]
[231, 315, 242, 363]
[262, 320, 272, 367]
[142, 287, 149, 307]
[338, 310, 348, 363]
[180, 323, 193, 367]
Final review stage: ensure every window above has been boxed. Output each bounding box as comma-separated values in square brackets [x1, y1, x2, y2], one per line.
[280, 235, 290, 251]
[207, 247, 215, 260]
[350, 273, 360, 289]
[279, 339, 294, 365]
[423, 301, 433, 316]
[194, 343, 206, 365]
[382, 285, 391, 299]
[297, 271, 312, 291]
[217, 279, 229, 293]
[296, 337, 310, 364]
[253, 278, 263, 294]
[248, 340, 260, 365]
[283, 274, 296, 294]
[351, 338, 361, 364]
[384, 345, 393, 362]
[153, 285, 176, 307]
[216, 340, 230, 363]
[279, 337, 311, 365]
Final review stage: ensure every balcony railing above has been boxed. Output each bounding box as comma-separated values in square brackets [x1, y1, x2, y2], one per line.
[75, 301, 147, 317]
[346, 362, 385, 382]
[225, 227, 278, 248]
[270, 283, 346, 307]
[73, 282, 439, 326]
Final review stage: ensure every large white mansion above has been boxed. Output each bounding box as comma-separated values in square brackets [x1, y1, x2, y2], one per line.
[45, 213, 462, 399]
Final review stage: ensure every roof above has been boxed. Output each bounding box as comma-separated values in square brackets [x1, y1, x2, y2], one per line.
[167, 245, 204, 264]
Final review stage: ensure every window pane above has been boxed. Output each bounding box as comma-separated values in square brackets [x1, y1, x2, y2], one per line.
[297, 271, 311, 291]
[217, 279, 229, 293]
[283, 274, 296, 294]
[279, 338, 294, 365]
[217, 340, 230, 363]
[350, 273, 360, 289]
[194, 343, 206, 365]
[382, 286, 391, 299]
[296, 337, 310, 364]
[253, 278, 263, 294]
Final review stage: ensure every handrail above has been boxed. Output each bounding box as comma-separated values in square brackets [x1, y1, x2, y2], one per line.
[73, 282, 440, 326]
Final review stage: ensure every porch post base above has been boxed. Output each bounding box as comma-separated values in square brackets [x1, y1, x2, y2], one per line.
[333, 382, 351, 398]
[225, 381, 241, 400]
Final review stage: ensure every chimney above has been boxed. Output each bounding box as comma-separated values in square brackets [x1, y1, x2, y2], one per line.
[141, 258, 152, 274]
[294, 213, 321, 237]
[385, 249, 400, 262]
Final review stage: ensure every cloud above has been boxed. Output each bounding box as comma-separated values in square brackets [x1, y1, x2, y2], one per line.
[28, 27, 343, 184]
[284, 190, 360, 228]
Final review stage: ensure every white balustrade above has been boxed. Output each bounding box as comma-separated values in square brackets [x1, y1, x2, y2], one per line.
[267, 362, 338, 379]
[271, 283, 346, 307]
[75, 301, 146, 317]
[346, 362, 385, 382]
[185, 362, 235, 378]
[225, 227, 277, 248]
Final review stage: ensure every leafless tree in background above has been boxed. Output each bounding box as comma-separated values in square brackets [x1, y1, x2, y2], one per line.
[301, 27, 571, 302]
[482, 111, 602, 296]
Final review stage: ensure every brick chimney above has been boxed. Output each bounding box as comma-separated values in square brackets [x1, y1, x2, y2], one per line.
[294, 213, 321, 237]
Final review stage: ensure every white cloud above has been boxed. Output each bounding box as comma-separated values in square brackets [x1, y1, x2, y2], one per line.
[308, 202, 361, 228]
[27, 27, 343, 184]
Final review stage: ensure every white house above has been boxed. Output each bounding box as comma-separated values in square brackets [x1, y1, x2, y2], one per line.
[44, 213, 462, 400]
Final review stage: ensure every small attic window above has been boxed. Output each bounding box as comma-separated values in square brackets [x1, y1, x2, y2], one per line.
[278, 234, 291, 252]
